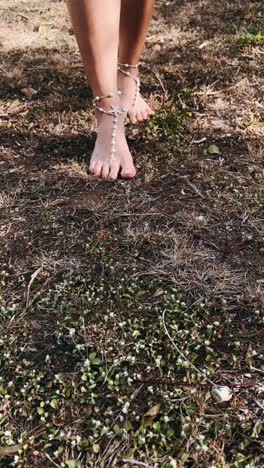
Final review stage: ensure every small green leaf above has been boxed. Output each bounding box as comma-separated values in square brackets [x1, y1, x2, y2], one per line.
[50, 399, 59, 409]
[113, 424, 120, 434]
[207, 144, 220, 155]
[66, 461, 78, 468]
[0, 385, 7, 396]
[153, 421, 161, 432]
[124, 420, 132, 431]
[136, 290, 146, 298]
[91, 358, 101, 365]
[93, 443, 100, 453]
[132, 330, 140, 339]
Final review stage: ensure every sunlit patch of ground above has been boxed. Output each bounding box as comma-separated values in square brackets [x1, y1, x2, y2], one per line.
[0, 0, 264, 466]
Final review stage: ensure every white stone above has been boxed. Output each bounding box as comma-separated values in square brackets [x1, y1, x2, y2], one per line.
[211, 385, 232, 403]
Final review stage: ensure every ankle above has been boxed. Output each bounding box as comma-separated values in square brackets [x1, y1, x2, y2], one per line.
[118, 62, 141, 77]
[118, 70, 139, 81]
[97, 111, 125, 128]
[94, 93, 122, 112]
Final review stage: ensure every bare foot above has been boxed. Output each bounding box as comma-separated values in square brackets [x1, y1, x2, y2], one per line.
[89, 96, 136, 180]
[118, 68, 154, 124]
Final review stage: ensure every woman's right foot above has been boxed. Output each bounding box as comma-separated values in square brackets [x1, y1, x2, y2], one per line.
[89, 99, 136, 180]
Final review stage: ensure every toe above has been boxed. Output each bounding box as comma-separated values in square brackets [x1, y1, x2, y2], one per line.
[136, 113, 144, 122]
[142, 110, 149, 120]
[93, 162, 103, 177]
[108, 161, 120, 180]
[101, 163, 110, 179]
[121, 163, 136, 179]
[145, 104, 154, 117]
[129, 111, 137, 124]
[89, 159, 97, 173]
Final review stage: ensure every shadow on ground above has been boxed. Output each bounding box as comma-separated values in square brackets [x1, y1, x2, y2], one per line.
[0, 0, 264, 466]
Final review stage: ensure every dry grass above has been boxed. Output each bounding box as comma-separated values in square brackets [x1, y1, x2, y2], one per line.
[0, 0, 264, 466]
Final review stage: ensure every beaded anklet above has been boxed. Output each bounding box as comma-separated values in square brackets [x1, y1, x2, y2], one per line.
[92, 91, 125, 164]
[117, 62, 142, 112]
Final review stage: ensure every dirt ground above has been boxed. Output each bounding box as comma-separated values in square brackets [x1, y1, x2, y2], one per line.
[0, 0, 264, 466]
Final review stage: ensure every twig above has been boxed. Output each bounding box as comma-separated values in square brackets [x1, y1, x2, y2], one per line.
[122, 459, 153, 468]
[16, 13, 30, 20]
[179, 176, 205, 199]
[251, 366, 264, 375]
[0, 444, 23, 459]
[141, 61, 166, 94]
[152, 66, 166, 93]
[192, 137, 207, 144]
[26, 266, 43, 307]
[0, 425, 45, 459]
[44, 453, 60, 467]
[112, 212, 177, 219]
[239, 329, 264, 339]
[254, 400, 264, 410]
[162, 310, 215, 386]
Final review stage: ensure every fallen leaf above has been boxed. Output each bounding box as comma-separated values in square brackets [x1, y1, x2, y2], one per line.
[198, 40, 211, 49]
[153, 287, 164, 297]
[21, 87, 38, 99]
[207, 144, 220, 155]
[141, 403, 160, 428]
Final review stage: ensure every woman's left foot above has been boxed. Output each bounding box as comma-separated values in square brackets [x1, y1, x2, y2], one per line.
[118, 68, 154, 124]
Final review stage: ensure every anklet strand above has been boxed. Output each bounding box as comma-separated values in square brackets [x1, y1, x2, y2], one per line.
[92, 90, 126, 165]
[118, 62, 141, 112]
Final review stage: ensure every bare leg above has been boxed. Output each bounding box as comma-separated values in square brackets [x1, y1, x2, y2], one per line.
[119, 0, 156, 123]
[66, 0, 136, 180]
